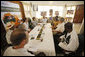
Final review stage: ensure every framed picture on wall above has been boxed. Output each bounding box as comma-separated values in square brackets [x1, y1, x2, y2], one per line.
[41, 11, 47, 16]
[67, 10, 74, 14]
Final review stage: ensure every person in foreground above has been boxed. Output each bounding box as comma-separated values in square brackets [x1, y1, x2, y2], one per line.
[3, 28, 34, 56]
[3, 28, 46, 56]
[58, 22, 79, 56]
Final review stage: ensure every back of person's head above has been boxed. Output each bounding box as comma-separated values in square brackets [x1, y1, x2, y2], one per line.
[32, 17, 35, 19]
[25, 18, 29, 22]
[32, 17, 36, 21]
[27, 17, 31, 21]
[60, 17, 64, 22]
[10, 28, 28, 46]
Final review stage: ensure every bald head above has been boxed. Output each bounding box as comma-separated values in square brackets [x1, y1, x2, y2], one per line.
[10, 28, 28, 46]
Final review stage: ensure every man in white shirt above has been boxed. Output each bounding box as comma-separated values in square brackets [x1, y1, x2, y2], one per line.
[23, 18, 29, 31]
[41, 17, 47, 23]
[58, 22, 79, 55]
[52, 17, 65, 35]
[32, 17, 38, 27]
[52, 18, 65, 54]
[23, 18, 32, 33]
[4, 28, 35, 56]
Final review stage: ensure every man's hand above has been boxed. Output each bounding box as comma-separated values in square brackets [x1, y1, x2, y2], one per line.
[52, 30, 57, 32]
[28, 29, 31, 33]
[60, 35, 65, 42]
[56, 31, 62, 34]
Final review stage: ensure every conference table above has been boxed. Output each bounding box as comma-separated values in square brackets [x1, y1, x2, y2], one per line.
[25, 23, 56, 56]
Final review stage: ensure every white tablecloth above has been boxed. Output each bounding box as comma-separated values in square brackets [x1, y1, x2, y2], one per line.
[25, 23, 56, 56]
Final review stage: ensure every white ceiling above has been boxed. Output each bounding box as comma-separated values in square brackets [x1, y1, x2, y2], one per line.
[21, 1, 84, 6]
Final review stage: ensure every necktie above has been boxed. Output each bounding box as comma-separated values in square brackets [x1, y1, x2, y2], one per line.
[61, 30, 71, 44]
[62, 31, 71, 44]
[66, 35, 71, 44]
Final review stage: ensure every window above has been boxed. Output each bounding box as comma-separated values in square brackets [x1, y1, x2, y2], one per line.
[23, 4, 30, 18]
[1, 1, 22, 19]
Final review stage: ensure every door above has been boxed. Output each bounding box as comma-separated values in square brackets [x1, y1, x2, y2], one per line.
[73, 4, 84, 23]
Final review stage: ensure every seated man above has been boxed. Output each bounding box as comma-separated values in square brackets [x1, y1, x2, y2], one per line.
[32, 17, 38, 27]
[23, 18, 31, 31]
[4, 28, 35, 56]
[53, 18, 65, 46]
[41, 16, 47, 23]
[52, 17, 65, 35]
[21, 18, 33, 32]
[28, 18, 34, 30]
[58, 22, 79, 55]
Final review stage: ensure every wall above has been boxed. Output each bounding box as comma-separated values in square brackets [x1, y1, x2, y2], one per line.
[22, 2, 37, 19]
[22, 1, 84, 6]
[62, 6, 67, 17]
[79, 18, 84, 34]
[21, 1, 84, 19]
